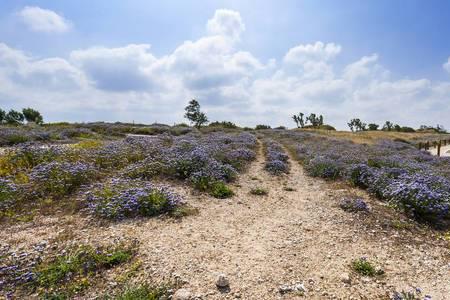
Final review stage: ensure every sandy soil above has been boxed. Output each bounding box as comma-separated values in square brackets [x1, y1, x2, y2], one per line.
[1, 140, 450, 299]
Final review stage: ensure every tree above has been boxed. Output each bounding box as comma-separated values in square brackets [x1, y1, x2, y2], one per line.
[382, 121, 394, 131]
[368, 123, 379, 131]
[348, 118, 366, 132]
[184, 99, 208, 128]
[298, 113, 305, 128]
[307, 113, 321, 127]
[0, 109, 5, 124]
[292, 112, 305, 128]
[5, 110, 24, 125]
[292, 115, 299, 128]
[318, 115, 324, 126]
[255, 124, 271, 130]
[22, 108, 44, 124]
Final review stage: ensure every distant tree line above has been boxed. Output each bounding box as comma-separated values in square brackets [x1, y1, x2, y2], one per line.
[347, 118, 447, 133]
[0, 107, 43, 125]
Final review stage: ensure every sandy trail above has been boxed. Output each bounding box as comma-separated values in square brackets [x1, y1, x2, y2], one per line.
[2, 139, 449, 299]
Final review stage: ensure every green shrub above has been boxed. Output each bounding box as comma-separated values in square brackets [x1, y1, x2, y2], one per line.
[255, 124, 271, 130]
[250, 187, 268, 195]
[351, 257, 383, 277]
[6, 134, 30, 145]
[209, 121, 238, 129]
[209, 182, 234, 199]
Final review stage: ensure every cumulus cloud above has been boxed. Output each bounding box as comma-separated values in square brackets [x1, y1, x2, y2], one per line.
[206, 9, 245, 40]
[1, 9, 450, 129]
[70, 44, 159, 92]
[284, 42, 341, 65]
[18, 6, 71, 33]
[0, 43, 84, 90]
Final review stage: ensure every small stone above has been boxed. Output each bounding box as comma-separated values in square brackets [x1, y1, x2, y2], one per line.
[173, 288, 192, 300]
[216, 273, 230, 288]
[340, 273, 351, 284]
[278, 284, 293, 294]
[294, 283, 307, 293]
[361, 277, 371, 284]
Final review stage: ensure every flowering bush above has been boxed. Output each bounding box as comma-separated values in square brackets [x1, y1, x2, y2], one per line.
[339, 197, 369, 212]
[384, 173, 450, 223]
[0, 178, 19, 210]
[86, 179, 183, 219]
[123, 158, 166, 180]
[305, 156, 342, 179]
[264, 140, 289, 175]
[30, 161, 97, 197]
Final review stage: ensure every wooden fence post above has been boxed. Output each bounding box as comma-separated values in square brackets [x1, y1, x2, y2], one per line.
[437, 140, 441, 157]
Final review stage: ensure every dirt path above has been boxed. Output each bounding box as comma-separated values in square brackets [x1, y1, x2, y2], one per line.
[2, 139, 449, 299]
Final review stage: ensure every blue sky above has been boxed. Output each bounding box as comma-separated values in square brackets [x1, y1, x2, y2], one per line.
[1, 1, 450, 128]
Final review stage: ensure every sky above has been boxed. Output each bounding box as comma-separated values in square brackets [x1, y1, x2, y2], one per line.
[1, 0, 450, 129]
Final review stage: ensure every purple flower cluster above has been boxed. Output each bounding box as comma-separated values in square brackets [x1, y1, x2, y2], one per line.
[86, 178, 183, 219]
[305, 155, 343, 179]
[339, 197, 369, 212]
[0, 178, 19, 210]
[0, 242, 46, 296]
[265, 140, 289, 175]
[0, 127, 53, 146]
[270, 130, 450, 226]
[122, 132, 256, 191]
[30, 161, 97, 197]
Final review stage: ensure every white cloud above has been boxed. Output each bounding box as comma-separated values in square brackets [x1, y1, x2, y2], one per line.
[1, 9, 450, 129]
[444, 57, 450, 74]
[70, 44, 160, 91]
[284, 42, 341, 65]
[343, 54, 389, 83]
[206, 9, 245, 40]
[0, 43, 84, 90]
[19, 6, 71, 33]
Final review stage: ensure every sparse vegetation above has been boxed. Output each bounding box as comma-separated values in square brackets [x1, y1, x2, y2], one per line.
[351, 257, 383, 277]
[250, 187, 268, 195]
[209, 182, 234, 198]
[339, 197, 369, 212]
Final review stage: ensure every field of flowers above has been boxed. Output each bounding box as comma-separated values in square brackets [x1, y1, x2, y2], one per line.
[0, 131, 257, 221]
[269, 130, 450, 227]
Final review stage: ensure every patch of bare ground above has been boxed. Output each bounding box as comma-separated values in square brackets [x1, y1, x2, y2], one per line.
[1, 139, 449, 299]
